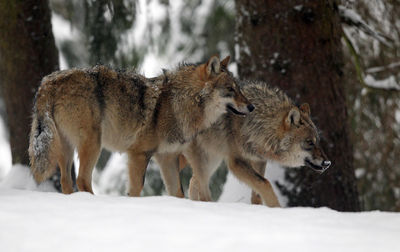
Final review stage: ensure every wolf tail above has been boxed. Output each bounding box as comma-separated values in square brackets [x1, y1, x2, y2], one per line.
[29, 107, 61, 184]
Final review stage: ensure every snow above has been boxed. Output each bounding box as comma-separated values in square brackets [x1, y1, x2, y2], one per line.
[366, 61, 400, 74]
[396, 110, 400, 124]
[0, 188, 400, 252]
[293, 5, 303, 12]
[118, 0, 219, 77]
[94, 152, 164, 197]
[219, 161, 288, 206]
[51, 13, 84, 70]
[364, 74, 400, 91]
[95, 153, 128, 195]
[339, 5, 391, 47]
[0, 117, 11, 180]
[355, 168, 366, 179]
[0, 164, 55, 192]
[219, 172, 252, 203]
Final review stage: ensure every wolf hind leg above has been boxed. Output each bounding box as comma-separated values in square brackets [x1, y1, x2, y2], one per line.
[76, 129, 101, 194]
[58, 134, 75, 194]
[127, 151, 151, 197]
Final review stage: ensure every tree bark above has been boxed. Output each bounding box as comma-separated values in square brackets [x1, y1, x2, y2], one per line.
[0, 0, 59, 165]
[235, 0, 360, 211]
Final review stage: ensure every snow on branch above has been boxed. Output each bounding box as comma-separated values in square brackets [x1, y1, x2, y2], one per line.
[339, 5, 392, 47]
[364, 74, 400, 91]
[366, 61, 400, 74]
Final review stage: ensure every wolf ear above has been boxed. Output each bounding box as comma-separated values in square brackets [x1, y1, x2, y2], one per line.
[206, 56, 221, 77]
[220, 56, 230, 70]
[285, 108, 300, 128]
[299, 103, 310, 116]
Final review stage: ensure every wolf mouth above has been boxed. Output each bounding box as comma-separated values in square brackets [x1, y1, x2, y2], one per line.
[305, 159, 326, 174]
[226, 104, 247, 116]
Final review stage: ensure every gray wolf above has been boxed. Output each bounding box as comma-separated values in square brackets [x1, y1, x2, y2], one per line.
[156, 80, 331, 206]
[29, 56, 254, 195]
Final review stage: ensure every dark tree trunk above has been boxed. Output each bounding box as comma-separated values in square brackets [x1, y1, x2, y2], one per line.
[235, 0, 360, 211]
[0, 0, 59, 165]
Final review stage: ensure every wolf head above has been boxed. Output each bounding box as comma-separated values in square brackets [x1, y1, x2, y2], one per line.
[278, 103, 331, 173]
[241, 83, 331, 173]
[198, 56, 254, 116]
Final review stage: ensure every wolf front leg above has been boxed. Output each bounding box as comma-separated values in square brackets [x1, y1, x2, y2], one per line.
[188, 172, 212, 201]
[227, 157, 280, 207]
[127, 151, 152, 197]
[250, 161, 267, 205]
[184, 148, 213, 202]
[154, 152, 184, 198]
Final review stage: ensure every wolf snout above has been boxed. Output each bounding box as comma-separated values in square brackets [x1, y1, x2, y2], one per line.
[305, 158, 330, 173]
[226, 103, 254, 116]
[322, 160, 331, 169]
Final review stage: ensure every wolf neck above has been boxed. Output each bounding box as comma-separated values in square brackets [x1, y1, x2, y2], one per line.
[235, 83, 293, 161]
[233, 114, 283, 162]
[165, 80, 217, 143]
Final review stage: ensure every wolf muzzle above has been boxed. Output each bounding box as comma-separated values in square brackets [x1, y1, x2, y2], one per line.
[305, 158, 331, 173]
[226, 103, 255, 116]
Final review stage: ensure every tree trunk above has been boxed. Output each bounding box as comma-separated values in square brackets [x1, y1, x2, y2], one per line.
[0, 0, 59, 165]
[235, 0, 360, 211]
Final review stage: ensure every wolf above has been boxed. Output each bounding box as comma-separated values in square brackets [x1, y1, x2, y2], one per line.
[29, 56, 254, 196]
[156, 80, 331, 207]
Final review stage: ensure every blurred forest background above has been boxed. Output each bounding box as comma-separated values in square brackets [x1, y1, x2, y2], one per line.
[0, 0, 399, 212]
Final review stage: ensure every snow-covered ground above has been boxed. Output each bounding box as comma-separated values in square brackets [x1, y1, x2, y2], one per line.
[0, 188, 399, 252]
